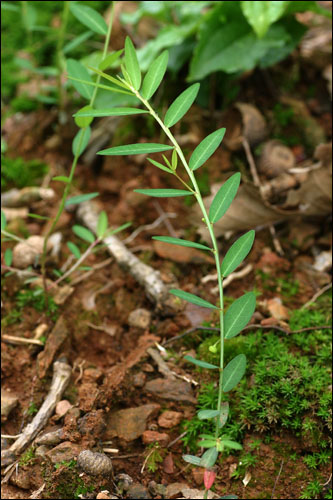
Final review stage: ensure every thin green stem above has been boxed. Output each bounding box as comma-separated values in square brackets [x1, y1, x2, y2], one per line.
[132, 87, 225, 441]
[56, 1, 70, 113]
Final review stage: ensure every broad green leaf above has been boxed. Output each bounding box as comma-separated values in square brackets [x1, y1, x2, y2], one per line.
[221, 439, 243, 450]
[67, 59, 93, 99]
[224, 292, 256, 339]
[134, 189, 193, 197]
[124, 36, 141, 90]
[97, 211, 108, 238]
[4, 248, 13, 266]
[72, 126, 91, 157]
[218, 402, 229, 429]
[73, 225, 95, 244]
[184, 355, 219, 370]
[183, 455, 201, 466]
[67, 75, 133, 95]
[221, 230, 255, 277]
[99, 49, 124, 70]
[200, 447, 218, 468]
[69, 2, 107, 35]
[170, 289, 218, 309]
[74, 105, 94, 128]
[199, 440, 217, 448]
[65, 192, 99, 206]
[67, 241, 81, 259]
[152, 236, 211, 251]
[189, 128, 226, 171]
[73, 107, 148, 118]
[222, 354, 246, 392]
[63, 31, 93, 55]
[241, 1, 288, 38]
[147, 158, 173, 174]
[209, 173, 240, 223]
[197, 409, 220, 420]
[98, 143, 174, 156]
[52, 176, 70, 183]
[87, 66, 133, 90]
[164, 83, 200, 127]
[1, 210, 7, 231]
[141, 50, 169, 100]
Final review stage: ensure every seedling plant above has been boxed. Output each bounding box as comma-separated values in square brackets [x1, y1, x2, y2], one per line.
[68, 30, 256, 498]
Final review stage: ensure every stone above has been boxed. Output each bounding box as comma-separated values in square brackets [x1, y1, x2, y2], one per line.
[77, 450, 112, 477]
[55, 400, 72, 418]
[165, 483, 189, 498]
[46, 441, 80, 464]
[128, 308, 152, 329]
[132, 372, 146, 388]
[158, 410, 183, 428]
[12, 235, 51, 269]
[127, 483, 151, 499]
[35, 445, 49, 459]
[115, 473, 133, 492]
[192, 467, 204, 486]
[106, 404, 160, 441]
[267, 297, 289, 321]
[148, 481, 166, 497]
[144, 378, 196, 403]
[36, 427, 63, 446]
[82, 367, 104, 383]
[9, 469, 31, 489]
[78, 410, 106, 438]
[163, 453, 174, 474]
[1, 390, 18, 419]
[142, 430, 169, 446]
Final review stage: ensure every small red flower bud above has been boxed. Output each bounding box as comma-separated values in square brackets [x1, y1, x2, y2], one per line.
[204, 468, 216, 490]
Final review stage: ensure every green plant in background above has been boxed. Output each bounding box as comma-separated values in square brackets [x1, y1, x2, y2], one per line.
[70, 33, 258, 499]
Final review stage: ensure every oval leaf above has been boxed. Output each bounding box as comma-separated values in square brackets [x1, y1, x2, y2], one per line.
[73, 225, 95, 243]
[200, 447, 218, 468]
[221, 230, 255, 277]
[184, 355, 219, 370]
[189, 128, 226, 171]
[97, 211, 108, 239]
[222, 354, 246, 392]
[147, 157, 173, 174]
[197, 409, 220, 420]
[124, 36, 141, 90]
[1, 209, 7, 231]
[67, 241, 81, 259]
[199, 440, 217, 448]
[98, 143, 174, 156]
[99, 49, 124, 70]
[164, 83, 200, 128]
[152, 236, 211, 251]
[224, 292, 256, 339]
[52, 176, 70, 183]
[74, 105, 94, 128]
[218, 401, 229, 429]
[65, 192, 99, 206]
[134, 189, 192, 198]
[67, 59, 93, 99]
[183, 454, 202, 466]
[221, 439, 243, 450]
[73, 107, 148, 118]
[209, 173, 241, 223]
[69, 2, 107, 35]
[72, 126, 91, 157]
[4, 248, 13, 266]
[141, 50, 169, 100]
[170, 289, 217, 309]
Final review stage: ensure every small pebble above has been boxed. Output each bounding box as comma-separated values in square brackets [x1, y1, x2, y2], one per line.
[128, 308, 152, 329]
[127, 483, 151, 499]
[77, 450, 113, 476]
[142, 430, 169, 446]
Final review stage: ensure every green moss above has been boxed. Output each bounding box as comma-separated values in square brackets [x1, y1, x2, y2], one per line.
[19, 447, 36, 466]
[1, 156, 48, 190]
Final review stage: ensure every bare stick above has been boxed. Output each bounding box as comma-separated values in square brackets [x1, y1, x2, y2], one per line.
[302, 282, 332, 309]
[147, 347, 176, 379]
[5, 360, 71, 463]
[153, 200, 178, 237]
[2, 334, 44, 346]
[271, 460, 284, 499]
[123, 210, 177, 244]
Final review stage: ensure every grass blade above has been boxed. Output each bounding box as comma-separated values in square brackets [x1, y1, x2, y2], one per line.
[184, 355, 219, 370]
[73, 107, 148, 117]
[152, 236, 211, 251]
[98, 143, 174, 155]
[170, 289, 218, 309]
[134, 189, 193, 197]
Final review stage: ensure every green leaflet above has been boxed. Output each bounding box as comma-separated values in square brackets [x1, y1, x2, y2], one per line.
[64, 31, 93, 55]
[97, 211, 108, 238]
[99, 49, 124, 70]
[164, 83, 200, 127]
[67, 242, 81, 259]
[72, 225, 95, 244]
[224, 291, 256, 339]
[199, 439, 217, 448]
[74, 105, 94, 128]
[72, 127, 91, 157]
[69, 2, 107, 35]
[218, 402, 230, 429]
[169, 289, 218, 309]
[183, 455, 201, 466]
[87, 65, 132, 90]
[222, 354, 246, 392]
[4, 248, 12, 266]
[124, 36, 141, 90]
[200, 447, 218, 468]
[141, 50, 169, 100]
[1, 210, 7, 231]
[98, 143, 174, 156]
[67, 75, 133, 95]
[189, 128, 226, 171]
[209, 172, 240, 223]
[241, 1, 288, 38]
[65, 192, 99, 206]
[197, 409, 220, 420]
[67, 59, 93, 99]
[221, 230, 255, 277]
[73, 107, 148, 118]
[221, 439, 243, 450]
[147, 157, 173, 174]
[134, 189, 193, 197]
[152, 236, 211, 251]
[184, 355, 219, 370]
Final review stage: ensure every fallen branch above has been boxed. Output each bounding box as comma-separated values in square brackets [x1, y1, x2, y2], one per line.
[1, 187, 55, 208]
[77, 201, 181, 315]
[1, 334, 44, 346]
[301, 282, 332, 309]
[1, 359, 71, 466]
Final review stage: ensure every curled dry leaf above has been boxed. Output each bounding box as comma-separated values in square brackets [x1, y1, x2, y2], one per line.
[224, 103, 268, 151]
[258, 140, 295, 179]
